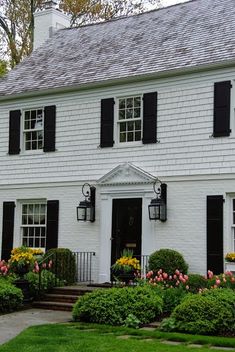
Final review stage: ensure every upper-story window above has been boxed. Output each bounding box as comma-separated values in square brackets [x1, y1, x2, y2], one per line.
[9, 105, 56, 155]
[118, 96, 142, 143]
[23, 109, 44, 151]
[100, 92, 157, 148]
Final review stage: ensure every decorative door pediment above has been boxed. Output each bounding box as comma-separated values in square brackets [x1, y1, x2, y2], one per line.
[97, 162, 156, 186]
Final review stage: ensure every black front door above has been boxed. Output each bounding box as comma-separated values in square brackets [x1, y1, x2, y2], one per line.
[111, 198, 142, 265]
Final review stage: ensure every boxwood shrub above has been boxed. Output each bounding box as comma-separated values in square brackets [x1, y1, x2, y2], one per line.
[45, 248, 76, 285]
[0, 280, 23, 313]
[72, 286, 163, 325]
[167, 289, 235, 335]
[148, 249, 188, 275]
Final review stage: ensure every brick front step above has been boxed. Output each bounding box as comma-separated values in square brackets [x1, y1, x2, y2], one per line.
[32, 285, 105, 311]
[33, 300, 74, 311]
[51, 286, 95, 296]
[43, 293, 79, 303]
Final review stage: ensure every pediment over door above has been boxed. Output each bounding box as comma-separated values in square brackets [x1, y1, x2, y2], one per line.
[97, 162, 156, 186]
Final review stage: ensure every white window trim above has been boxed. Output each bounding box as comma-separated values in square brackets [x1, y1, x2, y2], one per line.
[15, 199, 47, 250]
[114, 95, 143, 147]
[231, 197, 235, 252]
[21, 107, 44, 153]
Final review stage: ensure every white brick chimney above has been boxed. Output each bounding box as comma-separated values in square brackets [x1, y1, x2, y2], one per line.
[34, 0, 70, 50]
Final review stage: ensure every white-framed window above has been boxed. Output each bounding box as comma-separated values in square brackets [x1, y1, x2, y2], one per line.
[23, 108, 44, 151]
[21, 203, 47, 248]
[117, 96, 142, 143]
[231, 199, 235, 251]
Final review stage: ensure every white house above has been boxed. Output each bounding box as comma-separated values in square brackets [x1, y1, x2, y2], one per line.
[0, 0, 235, 282]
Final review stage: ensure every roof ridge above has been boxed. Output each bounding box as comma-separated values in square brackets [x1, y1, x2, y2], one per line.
[61, 0, 195, 31]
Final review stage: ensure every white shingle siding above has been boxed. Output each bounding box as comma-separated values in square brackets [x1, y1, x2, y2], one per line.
[0, 67, 234, 184]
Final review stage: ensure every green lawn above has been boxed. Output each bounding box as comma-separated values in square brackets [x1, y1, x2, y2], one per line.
[0, 323, 234, 352]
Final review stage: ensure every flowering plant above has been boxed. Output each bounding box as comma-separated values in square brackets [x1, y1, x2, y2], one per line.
[225, 252, 235, 262]
[9, 246, 43, 273]
[112, 249, 141, 274]
[145, 268, 189, 289]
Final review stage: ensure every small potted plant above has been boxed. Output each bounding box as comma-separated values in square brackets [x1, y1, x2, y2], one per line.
[225, 252, 235, 273]
[9, 246, 43, 276]
[111, 249, 141, 284]
[9, 246, 43, 301]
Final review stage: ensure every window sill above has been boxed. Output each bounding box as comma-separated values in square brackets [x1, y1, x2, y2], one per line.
[20, 149, 44, 155]
[113, 141, 144, 149]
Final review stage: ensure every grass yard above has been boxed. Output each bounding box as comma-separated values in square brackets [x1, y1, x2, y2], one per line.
[0, 323, 235, 352]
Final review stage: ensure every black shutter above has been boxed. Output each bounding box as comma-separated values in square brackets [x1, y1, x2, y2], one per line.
[142, 92, 157, 144]
[1, 202, 15, 260]
[46, 200, 59, 251]
[100, 98, 114, 148]
[213, 81, 231, 137]
[44, 105, 56, 152]
[207, 195, 224, 274]
[9, 110, 21, 155]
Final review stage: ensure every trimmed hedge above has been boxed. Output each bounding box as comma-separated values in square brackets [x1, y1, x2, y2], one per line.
[148, 249, 188, 275]
[72, 286, 163, 325]
[45, 248, 76, 285]
[166, 289, 235, 335]
[0, 279, 23, 313]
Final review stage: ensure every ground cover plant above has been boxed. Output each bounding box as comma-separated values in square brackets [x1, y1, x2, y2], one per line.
[0, 323, 235, 352]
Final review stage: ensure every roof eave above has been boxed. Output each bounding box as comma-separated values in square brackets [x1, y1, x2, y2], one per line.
[1, 59, 235, 102]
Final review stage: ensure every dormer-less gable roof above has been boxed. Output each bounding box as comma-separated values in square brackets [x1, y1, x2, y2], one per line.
[0, 0, 235, 98]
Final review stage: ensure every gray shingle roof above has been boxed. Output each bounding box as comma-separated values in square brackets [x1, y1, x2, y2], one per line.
[1, 0, 235, 97]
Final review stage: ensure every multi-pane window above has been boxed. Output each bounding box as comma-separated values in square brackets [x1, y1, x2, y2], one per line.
[118, 96, 142, 143]
[232, 200, 235, 251]
[21, 203, 46, 248]
[23, 109, 43, 150]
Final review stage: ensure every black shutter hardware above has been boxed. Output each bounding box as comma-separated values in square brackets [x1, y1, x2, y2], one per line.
[44, 105, 56, 152]
[100, 98, 115, 148]
[1, 202, 15, 260]
[142, 92, 157, 144]
[46, 200, 59, 251]
[213, 81, 232, 137]
[207, 195, 224, 274]
[9, 110, 21, 155]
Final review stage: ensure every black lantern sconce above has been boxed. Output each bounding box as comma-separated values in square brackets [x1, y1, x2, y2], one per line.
[148, 180, 167, 222]
[77, 183, 96, 222]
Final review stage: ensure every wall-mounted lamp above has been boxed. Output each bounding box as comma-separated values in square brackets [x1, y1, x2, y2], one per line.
[77, 183, 96, 222]
[148, 180, 167, 222]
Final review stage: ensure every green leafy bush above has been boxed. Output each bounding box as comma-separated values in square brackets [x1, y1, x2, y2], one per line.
[0, 280, 23, 313]
[148, 249, 188, 275]
[72, 286, 163, 325]
[187, 274, 208, 293]
[45, 248, 76, 285]
[25, 270, 57, 297]
[168, 289, 235, 335]
[162, 287, 187, 314]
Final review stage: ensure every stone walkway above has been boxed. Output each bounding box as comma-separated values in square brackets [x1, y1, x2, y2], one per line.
[0, 308, 71, 345]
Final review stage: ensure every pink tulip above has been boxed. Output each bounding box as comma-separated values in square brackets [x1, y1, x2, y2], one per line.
[163, 272, 168, 279]
[215, 279, 221, 285]
[175, 269, 180, 275]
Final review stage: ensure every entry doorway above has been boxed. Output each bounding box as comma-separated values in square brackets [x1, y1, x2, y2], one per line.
[111, 198, 142, 265]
